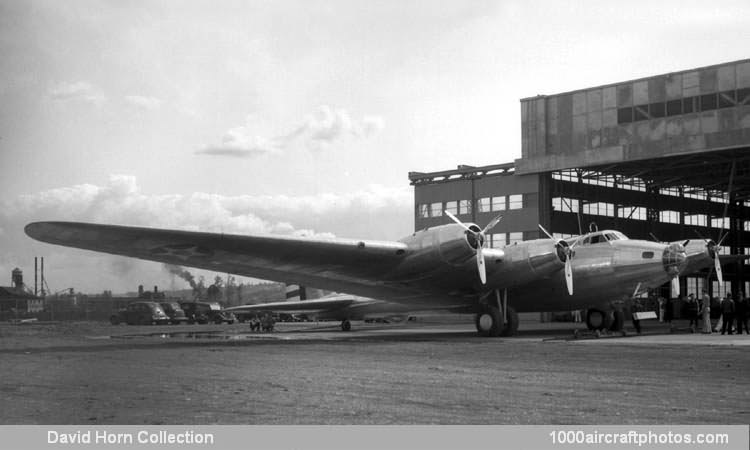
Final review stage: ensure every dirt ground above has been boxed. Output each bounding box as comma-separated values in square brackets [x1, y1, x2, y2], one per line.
[0, 319, 748, 424]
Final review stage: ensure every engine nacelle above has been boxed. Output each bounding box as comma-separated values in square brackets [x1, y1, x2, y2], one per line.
[394, 224, 480, 279]
[491, 239, 567, 287]
[436, 223, 482, 266]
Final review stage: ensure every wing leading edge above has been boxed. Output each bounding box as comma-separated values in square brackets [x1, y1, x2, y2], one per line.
[24, 221, 411, 298]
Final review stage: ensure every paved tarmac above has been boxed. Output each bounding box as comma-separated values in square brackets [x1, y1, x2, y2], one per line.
[1, 318, 748, 424]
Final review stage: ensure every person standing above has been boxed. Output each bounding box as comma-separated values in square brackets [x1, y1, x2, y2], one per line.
[700, 289, 712, 334]
[735, 292, 749, 335]
[721, 293, 735, 335]
[631, 298, 643, 334]
[685, 294, 699, 333]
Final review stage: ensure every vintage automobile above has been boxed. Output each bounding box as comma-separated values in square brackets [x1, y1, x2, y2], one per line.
[110, 301, 170, 325]
[179, 301, 236, 324]
[159, 301, 189, 324]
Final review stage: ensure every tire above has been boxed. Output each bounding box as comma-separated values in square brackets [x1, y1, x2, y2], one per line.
[475, 305, 502, 337]
[586, 309, 609, 331]
[341, 320, 351, 331]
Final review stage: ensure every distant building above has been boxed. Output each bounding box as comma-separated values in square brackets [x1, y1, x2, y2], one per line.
[0, 268, 43, 319]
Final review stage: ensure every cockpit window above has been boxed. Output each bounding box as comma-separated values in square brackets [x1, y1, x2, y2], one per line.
[569, 230, 628, 246]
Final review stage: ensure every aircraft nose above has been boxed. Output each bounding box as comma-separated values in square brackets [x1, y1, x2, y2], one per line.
[662, 242, 687, 276]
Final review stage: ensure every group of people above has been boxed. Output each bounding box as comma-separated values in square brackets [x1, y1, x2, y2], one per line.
[662, 290, 749, 335]
[247, 313, 276, 332]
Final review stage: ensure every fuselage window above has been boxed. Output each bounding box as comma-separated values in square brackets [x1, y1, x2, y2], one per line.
[642, 251, 654, 259]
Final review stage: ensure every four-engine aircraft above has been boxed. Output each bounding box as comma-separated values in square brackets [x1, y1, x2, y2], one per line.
[24, 215, 729, 337]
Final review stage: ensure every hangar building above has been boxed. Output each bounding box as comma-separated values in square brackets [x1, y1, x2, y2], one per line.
[409, 58, 750, 299]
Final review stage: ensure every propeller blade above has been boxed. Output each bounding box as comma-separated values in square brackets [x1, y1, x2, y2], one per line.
[444, 210, 473, 233]
[538, 224, 554, 240]
[564, 258, 573, 295]
[476, 244, 487, 284]
[715, 257, 724, 286]
[682, 239, 690, 247]
[632, 282, 642, 299]
[671, 277, 680, 297]
[482, 214, 503, 234]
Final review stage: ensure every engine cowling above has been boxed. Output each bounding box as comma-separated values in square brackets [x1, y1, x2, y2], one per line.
[437, 223, 483, 266]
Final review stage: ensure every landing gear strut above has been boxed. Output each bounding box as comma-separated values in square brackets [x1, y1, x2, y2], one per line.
[341, 319, 351, 332]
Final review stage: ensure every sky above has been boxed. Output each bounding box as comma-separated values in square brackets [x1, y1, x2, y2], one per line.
[1, 0, 749, 294]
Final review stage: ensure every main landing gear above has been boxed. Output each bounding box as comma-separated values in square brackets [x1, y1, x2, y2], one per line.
[576, 308, 625, 338]
[341, 319, 351, 331]
[475, 305, 518, 337]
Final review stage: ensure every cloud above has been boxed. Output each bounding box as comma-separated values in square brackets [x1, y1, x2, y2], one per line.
[197, 105, 385, 157]
[195, 123, 280, 158]
[282, 106, 386, 150]
[124, 95, 162, 110]
[0, 175, 412, 293]
[48, 81, 107, 106]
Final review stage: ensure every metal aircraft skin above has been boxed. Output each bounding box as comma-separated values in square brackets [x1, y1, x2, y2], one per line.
[24, 219, 709, 336]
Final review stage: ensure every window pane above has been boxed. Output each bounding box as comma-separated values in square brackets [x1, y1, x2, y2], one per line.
[684, 214, 707, 227]
[700, 93, 717, 111]
[659, 210, 680, 224]
[430, 202, 443, 217]
[491, 196, 506, 211]
[458, 200, 472, 215]
[649, 102, 665, 118]
[418, 204, 429, 218]
[508, 194, 523, 210]
[491, 233, 506, 249]
[445, 201, 458, 215]
[477, 197, 491, 213]
[617, 107, 633, 124]
[683, 97, 696, 113]
[666, 99, 682, 116]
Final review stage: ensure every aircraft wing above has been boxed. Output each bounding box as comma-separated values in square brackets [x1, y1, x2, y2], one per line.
[226, 294, 418, 322]
[24, 221, 410, 298]
[226, 296, 363, 315]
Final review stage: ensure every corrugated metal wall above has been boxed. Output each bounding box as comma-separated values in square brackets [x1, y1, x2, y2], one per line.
[519, 59, 750, 173]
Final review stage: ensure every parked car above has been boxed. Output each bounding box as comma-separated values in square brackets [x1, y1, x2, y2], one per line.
[110, 301, 169, 325]
[159, 301, 189, 325]
[179, 301, 236, 324]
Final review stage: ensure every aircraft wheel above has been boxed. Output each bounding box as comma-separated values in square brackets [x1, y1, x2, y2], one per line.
[586, 309, 608, 331]
[341, 320, 351, 332]
[500, 307, 519, 337]
[475, 305, 502, 337]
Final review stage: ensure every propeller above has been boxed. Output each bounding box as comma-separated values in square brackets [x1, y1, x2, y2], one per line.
[708, 239, 724, 286]
[692, 230, 724, 286]
[444, 210, 502, 284]
[672, 277, 680, 298]
[538, 224, 575, 295]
